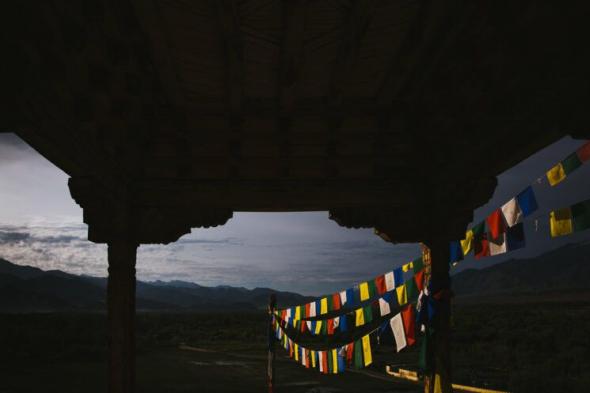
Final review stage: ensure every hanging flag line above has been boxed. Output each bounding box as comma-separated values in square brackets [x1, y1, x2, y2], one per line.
[276, 256, 425, 319]
[273, 302, 418, 374]
[450, 140, 590, 266]
[275, 267, 426, 336]
[549, 198, 590, 238]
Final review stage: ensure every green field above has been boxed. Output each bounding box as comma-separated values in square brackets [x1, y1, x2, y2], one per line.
[0, 297, 589, 393]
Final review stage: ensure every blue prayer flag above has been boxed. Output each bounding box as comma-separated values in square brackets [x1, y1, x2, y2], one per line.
[449, 240, 463, 263]
[310, 321, 317, 335]
[506, 222, 526, 250]
[346, 288, 355, 306]
[340, 315, 347, 332]
[393, 267, 404, 287]
[337, 350, 346, 372]
[315, 300, 321, 315]
[517, 186, 538, 217]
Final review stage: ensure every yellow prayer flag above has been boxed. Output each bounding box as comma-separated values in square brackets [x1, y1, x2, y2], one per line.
[547, 162, 566, 186]
[294, 306, 301, 320]
[332, 349, 338, 374]
[396, 284, 407, 306]
[315, 321, 323, 335]
[402, 262, 413, 272]
[311, 350, 316, 368]
[460, 230, 474, 255]
[320, 298, 328, 314]
[550, 208, 573, 237]
[294, 343, 299, 361]
[359, 282, 370, 301]
[355, 308, 365, 326]
[362, 335, 372, 366]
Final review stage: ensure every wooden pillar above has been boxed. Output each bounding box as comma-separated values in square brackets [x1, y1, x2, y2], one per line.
[424, 238, 453, 393]
[107, 241, 138, 393]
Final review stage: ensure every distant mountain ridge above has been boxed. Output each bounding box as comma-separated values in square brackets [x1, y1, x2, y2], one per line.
[0, 258, 313, 312]
[452, 242, 590, 297]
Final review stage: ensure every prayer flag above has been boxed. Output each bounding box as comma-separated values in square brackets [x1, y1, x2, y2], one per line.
[396, 284, 408, 306]
[384, 271, 395, 291]
[363, 305, 373, 323]
[471, 221, 486, 239]
[547, 162, 566, 186]
[474, 234, 490, 259]
[302, 348, 307, 367]
[295, 306, 301, 320]
[337, 347, 346, 373]
[401, 305, 416, 346]
[461, 230, 474, 255]
[339, 290, 347, 306]
[362, 335, 372, 366]
[340, 314, 348, 332]
[506, 222, 526, 250]
[354, 339, 363, 369]
[332, 349, 338, 374]
[294, 344, 299, 361]
[355, 308, 365, 326]
[305, 303, 311, 318]
[346, 288, 355, 306]
[320, 298, 328, 315]
[394, 268, 404, 287]
[309, 301, 316, 317]
[333, 317, 340, 330]
[359, 282, 370, 301]
[486, 209, 506, 240]
[379, 298, 391, 316]
[311, 350, 316, 368]
[415, 270, 425, 292]
[319, 351, 325, 373]
[327, 295, 333, 312]
[577, 141, 590, 162]
[390, 313, 407, 352]
[286, 308, 292, 319]
[449, 240, 464, 263]
[327, 347, 333, 373]
[308, 321, 314, 333]
[314, 321, 323, 335]
[502, 198, 523, 228]
[332, 293, 341, 310]
[406, 277, 419, 302]
[412, 257, 424, 274]
[327, 318, 335, 335]
[517, 186, 538, 217]
[562, 152, 582, 175]
[346, 343, 354, 366]
[321, 319, 328, 335]
[402, 262, 412, 272]
[489, 233, 507, 256]
[550, 207, 573, 237]
[368, 280, 377, 298]
[572, 200, 590, 232]
[375, 275, 387, 295]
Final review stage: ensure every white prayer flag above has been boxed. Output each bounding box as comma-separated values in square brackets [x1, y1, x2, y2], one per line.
[301, 348, 307, 367]
[339, 290, 347, 306]
[384, 271, 395, 291]
[333, 317, 340, 329]
[501, 198, 523, 228]
[318, 351, 324, 372]
[489, 233, 507, 255]
[286, 308, 291, 318]
[390, 313, 407, 352]
[378, 298, 391, 316]
[309, 302, 316, 317]
[306, 321, 313, 331]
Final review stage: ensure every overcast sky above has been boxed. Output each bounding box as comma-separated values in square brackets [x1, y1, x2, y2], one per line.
[0, 133, 588, 295]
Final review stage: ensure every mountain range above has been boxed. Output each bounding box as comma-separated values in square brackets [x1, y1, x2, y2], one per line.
[0, 259, 313, 312]
[1, 241, 589, 312]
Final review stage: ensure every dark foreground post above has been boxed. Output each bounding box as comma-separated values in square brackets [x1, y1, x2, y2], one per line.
[424, 239, 453, 393]
[268, 293, 277, 393]
[107, 241, 138, 393]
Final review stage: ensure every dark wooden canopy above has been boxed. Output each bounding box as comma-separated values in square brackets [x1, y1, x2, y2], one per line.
[3, 1, 589, 244]
[2, 2, 590, 392]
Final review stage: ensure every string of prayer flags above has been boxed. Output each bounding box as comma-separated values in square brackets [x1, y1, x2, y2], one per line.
[550, 199, 590, 237]
[547, 141, 589, 186]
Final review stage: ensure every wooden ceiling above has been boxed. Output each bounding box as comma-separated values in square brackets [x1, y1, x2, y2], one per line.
[2, 1, 589, 244]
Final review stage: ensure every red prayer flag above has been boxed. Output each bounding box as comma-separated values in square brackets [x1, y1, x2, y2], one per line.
[486, 209, 506, 240]
[414, 270, 425, 292]
[332, 293, 341, 311]
[346, 343, 354, 366]
[475, 235, 490, 259]
[300, 320, 307, 333]
[401, 305, 416, 346]
[305, 349, 310, 368]
[577, 141, 590, 162]
[322, 351, 329, 374]
[305, 303, 311, 318]
[375, 275, 387, 295]
[327, 318, 335, 335]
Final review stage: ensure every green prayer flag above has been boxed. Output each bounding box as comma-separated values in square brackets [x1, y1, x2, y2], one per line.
[327, 295, 333, 312]
[562, 152, 583, 175]
[322, 319, 328, 335]
[406, 277, 419, 302]
[354, 339, 363, 369]
[412, 257, 424, 274]
[368, 280, 377, 299]
[363, 305, 373, 323]
[572, 200, 590, 232]
[327, 346, 333, 372]
[471, 221, 486, 239]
